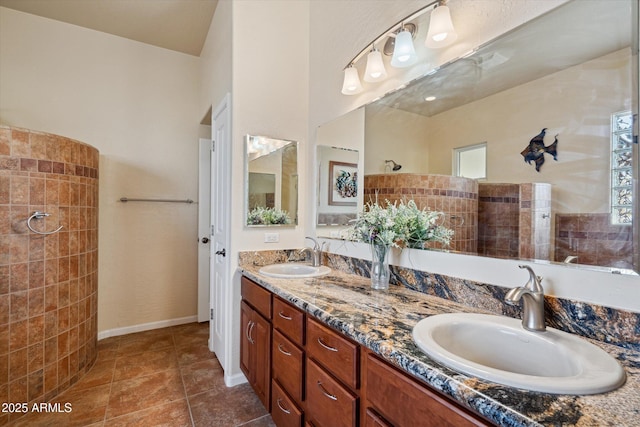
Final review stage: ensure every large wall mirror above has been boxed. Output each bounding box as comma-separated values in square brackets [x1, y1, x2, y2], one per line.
[317, 0, 640, 274]
[245, 134, 298, 227]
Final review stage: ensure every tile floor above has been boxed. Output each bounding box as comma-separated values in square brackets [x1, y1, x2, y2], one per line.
[10, 322, 275, 426]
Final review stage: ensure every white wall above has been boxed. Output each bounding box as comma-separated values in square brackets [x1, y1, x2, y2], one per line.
[218, 0, 310, 384]
[0, 7, 202, 332]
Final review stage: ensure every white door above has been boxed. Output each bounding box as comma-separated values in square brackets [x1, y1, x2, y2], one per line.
[209, 94, 231, 368]
[197, 138, 212, 322]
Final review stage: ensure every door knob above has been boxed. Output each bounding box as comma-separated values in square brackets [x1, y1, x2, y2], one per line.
[201, 237, 210, 244]
[215, 249, 226, 257]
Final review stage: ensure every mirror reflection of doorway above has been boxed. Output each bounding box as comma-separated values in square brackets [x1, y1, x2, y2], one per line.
[248, 172, 276, 209]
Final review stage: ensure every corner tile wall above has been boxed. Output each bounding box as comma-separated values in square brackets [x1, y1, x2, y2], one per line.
[0, 126, 99, 422]
[478, 183, 551, 260]
[364, 174, 478, 253]
[555, 213, 633, 269]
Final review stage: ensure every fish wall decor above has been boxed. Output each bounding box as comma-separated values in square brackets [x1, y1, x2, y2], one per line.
[520, 128, 558, 172]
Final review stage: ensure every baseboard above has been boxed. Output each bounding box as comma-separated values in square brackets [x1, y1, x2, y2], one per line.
[98, 315, 199, 340]
[225, 372, 248, 387]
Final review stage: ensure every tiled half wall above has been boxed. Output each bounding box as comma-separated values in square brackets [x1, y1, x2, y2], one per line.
[364, 174, 478, 253]
[0, 126, 99, 422]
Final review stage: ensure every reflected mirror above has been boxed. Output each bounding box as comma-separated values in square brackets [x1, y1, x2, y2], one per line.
[318, 0, 639, 274]
[245, 135, 298, 226]
[317, 146, 360, 227]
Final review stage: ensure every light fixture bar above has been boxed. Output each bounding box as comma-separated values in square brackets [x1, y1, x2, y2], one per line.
[342, 0, 439, 71]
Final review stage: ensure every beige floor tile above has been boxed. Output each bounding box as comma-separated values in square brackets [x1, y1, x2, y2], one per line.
[113, 347, 178, 382]
[8, 322, 274, 426]
[189, 383, 269, 427]
[180, 358, 224, 396]
[106, 368, 185, 419]
[104, 399, 192, 427]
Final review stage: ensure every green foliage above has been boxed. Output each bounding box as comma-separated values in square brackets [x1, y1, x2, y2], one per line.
[349, 199, 453, 248]
[247, 206, 292, 225]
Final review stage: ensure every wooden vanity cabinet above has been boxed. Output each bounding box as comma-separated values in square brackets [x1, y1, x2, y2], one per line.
[240, 276, 493, 427]
[240, 277, 272, 410]
[272, 296, 306, 426]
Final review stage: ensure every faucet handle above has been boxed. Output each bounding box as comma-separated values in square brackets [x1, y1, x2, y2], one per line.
[518, 264, 544, 293]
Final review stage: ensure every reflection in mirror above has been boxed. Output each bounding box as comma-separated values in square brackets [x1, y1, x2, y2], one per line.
[319, 0, 638, 274]
[245, 135, 298, 226]
[317, 146, 360, 227]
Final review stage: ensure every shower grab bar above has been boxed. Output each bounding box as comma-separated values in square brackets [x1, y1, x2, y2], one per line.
[119, 197, 194, 204]
[27, 211, 63, 235]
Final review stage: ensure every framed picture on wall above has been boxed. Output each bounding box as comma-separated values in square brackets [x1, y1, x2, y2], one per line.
[328, 161, 358, 206]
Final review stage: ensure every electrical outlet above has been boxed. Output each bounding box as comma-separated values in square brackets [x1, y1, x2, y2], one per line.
[330, 230, 341, 238]
[264, 232, 279, 243]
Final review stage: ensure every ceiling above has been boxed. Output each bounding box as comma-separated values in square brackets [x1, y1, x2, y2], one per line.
[0, 0, 218, 56]
[374, 0, 631, 117]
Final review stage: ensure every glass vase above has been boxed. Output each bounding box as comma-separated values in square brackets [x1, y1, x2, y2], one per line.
[370, 243, 390, 290]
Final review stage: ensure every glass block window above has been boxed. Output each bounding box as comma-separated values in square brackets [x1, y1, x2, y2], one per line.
[611, 111, 633, 224]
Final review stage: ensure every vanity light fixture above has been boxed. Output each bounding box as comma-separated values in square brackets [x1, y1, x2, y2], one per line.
[364, 45, 388, 82]
[391, 24, 418, 68]
[340, 0, 458, 95]
[425, 0, 458, 48]
[341, 65, 363, 95]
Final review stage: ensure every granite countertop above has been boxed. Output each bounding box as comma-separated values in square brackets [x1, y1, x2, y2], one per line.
[239, 263, 640, 427]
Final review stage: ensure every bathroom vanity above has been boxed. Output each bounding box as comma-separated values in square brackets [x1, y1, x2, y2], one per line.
[239, 255, 640, 427]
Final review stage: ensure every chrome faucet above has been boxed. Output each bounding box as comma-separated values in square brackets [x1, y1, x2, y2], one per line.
[505, 265, 546, 332]
[299, 237, 325, 267]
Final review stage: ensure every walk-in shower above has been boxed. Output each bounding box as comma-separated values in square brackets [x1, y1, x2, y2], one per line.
[1, 126, 99, 423]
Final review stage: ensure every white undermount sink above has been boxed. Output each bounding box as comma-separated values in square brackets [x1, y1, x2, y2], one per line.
[412, 313, 626, 395]
[259, 263, 331, 279]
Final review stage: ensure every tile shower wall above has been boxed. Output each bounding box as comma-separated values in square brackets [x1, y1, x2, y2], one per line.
[555, 213, 633, 269]
[0, 126, 99, 424]
[364, 174, 478, 253]
[478, 183, 551, 260]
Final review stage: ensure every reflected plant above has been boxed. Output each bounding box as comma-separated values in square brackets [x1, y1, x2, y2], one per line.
[349, 199, 453, 248]
[247, 206, 292, 225]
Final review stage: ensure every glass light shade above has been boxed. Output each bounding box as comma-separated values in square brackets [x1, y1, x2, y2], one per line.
[341, 67, 363, 95]
[364, 49, 388, 82]
[425, 5, 458, 48]
[390, 29, 417, 68]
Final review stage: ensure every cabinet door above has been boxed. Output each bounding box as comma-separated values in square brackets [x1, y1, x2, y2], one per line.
[273, 329, 304, 403]
[365, 353, 490, 427]
[364, 409, 392, 427]
[273, 297, 305, 346]
[252, 311, 271, 409]
[240, 301, 254, 383]
[272, 379, 303, 427]
[306, 359, 357, 427]
[307, 318, 359, 390]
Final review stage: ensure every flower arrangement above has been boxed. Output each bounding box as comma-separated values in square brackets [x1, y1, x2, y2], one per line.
[247, 206, 292, 225]
[349, 199, 453, 249]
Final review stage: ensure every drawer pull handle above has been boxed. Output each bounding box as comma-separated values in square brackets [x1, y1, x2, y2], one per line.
[278, 311, 293, 320]
[247, 321, 255, 344]
[277, 343, 292, 356]
[317, 337, 338, 352]
[317, 381, 338, 401]
[276, 398, 291, 414]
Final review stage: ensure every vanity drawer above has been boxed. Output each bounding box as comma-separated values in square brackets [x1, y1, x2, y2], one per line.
[273, 297, 305, 346]
[272, 379, 303, 427]
[306, 359, 357, 427]
[365, 353, 489, 427]
[307, 318, 359, 390]
[272, 329, 304, 404]
[241, 276, 272, 319]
